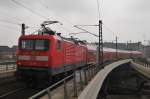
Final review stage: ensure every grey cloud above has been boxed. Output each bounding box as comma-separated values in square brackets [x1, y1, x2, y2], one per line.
[0, 0, 150, 46]
[127, 0, 150, 15]
[42, 0, 96, 15]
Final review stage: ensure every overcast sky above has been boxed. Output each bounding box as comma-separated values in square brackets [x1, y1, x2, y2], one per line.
[0, 0, 150, 46]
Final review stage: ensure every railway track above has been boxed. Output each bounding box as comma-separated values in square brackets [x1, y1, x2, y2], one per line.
[0, 80, 73, 99]
[0, 88, 42, 99]
[0, 72, 74, 99]
[0, 79, 43, 99]
[0, 77, 17, 86]
[0, 87, 25, 98]
[0, 79, 25, 99]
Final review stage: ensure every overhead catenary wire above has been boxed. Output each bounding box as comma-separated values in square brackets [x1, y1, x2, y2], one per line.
[38, 0, 83, 34]
[39, 0, 75, 27]
[74, 25, 99, 37]
[0, 24, 20, 30]
[11, 0, 104, 38]
[103, 23, 117, 36]
[0, 12, 23, 22]
[96, 0, 118, 36]
[11, 0, 48, 19]
[38, 0, 76, 33]
[0, 15, 22, 30]
[0, 19, 41, 30]
[21, 2, 74, 32]
[57, 25, 73, 33]
[11, 0, 72, 34]
[11, 0, 98, 36]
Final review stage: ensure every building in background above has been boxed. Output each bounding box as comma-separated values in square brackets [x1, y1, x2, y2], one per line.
[0, 45, 17, 59]
[143, 46, 150, 58]
[103, 42, 143, 51]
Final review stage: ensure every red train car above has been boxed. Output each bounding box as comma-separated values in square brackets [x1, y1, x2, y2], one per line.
[86, 44, 97, 64]
[103, 48, 143, 61]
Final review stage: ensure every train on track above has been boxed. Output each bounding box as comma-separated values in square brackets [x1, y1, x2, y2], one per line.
[16, 22, 143, 87]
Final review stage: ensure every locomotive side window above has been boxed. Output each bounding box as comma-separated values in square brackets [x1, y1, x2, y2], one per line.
[56, 40, 61, 50]
[20, 40, 34, 50]
[35, 40, 49, 50]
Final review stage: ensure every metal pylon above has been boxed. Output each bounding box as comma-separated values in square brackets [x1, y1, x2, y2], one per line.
[98, 20, 104, 69]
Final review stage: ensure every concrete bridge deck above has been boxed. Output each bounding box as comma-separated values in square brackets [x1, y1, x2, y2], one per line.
[78, 60, 150, 99]
[78, 59, 132, 99]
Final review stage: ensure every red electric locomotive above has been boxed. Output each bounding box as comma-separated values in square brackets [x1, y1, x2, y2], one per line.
[16, 22, 142, 87]
[16, 23, 89, 86]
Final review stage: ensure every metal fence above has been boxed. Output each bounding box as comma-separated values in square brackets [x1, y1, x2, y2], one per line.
[0, 61, 16, 72]
[29, 64, 98, 99]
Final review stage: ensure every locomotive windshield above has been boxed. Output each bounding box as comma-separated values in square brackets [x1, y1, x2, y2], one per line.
[20, 39, 49, 51]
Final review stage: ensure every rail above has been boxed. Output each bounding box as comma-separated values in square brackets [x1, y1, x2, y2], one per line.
[0, 61, 16, 72]
[29, 64, 98, 99]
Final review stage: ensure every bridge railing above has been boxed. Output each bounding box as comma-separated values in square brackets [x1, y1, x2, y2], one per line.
[29, 64, 98, 99]
[0, 61, 16, 72]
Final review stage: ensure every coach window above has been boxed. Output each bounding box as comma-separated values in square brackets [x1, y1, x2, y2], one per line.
[56, 40, 61, 50]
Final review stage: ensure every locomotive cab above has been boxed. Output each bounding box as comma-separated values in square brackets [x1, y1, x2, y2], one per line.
[17, 37, 50, 67]
[16, 35, 55, 87]
[16, 22, 87, 87]
[16, 31, 66, 87]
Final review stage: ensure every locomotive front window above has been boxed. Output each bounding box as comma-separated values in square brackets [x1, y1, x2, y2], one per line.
[20, 40, 34, 50]
[35, 39, 49, 50]
[20, 39, 49, 51]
